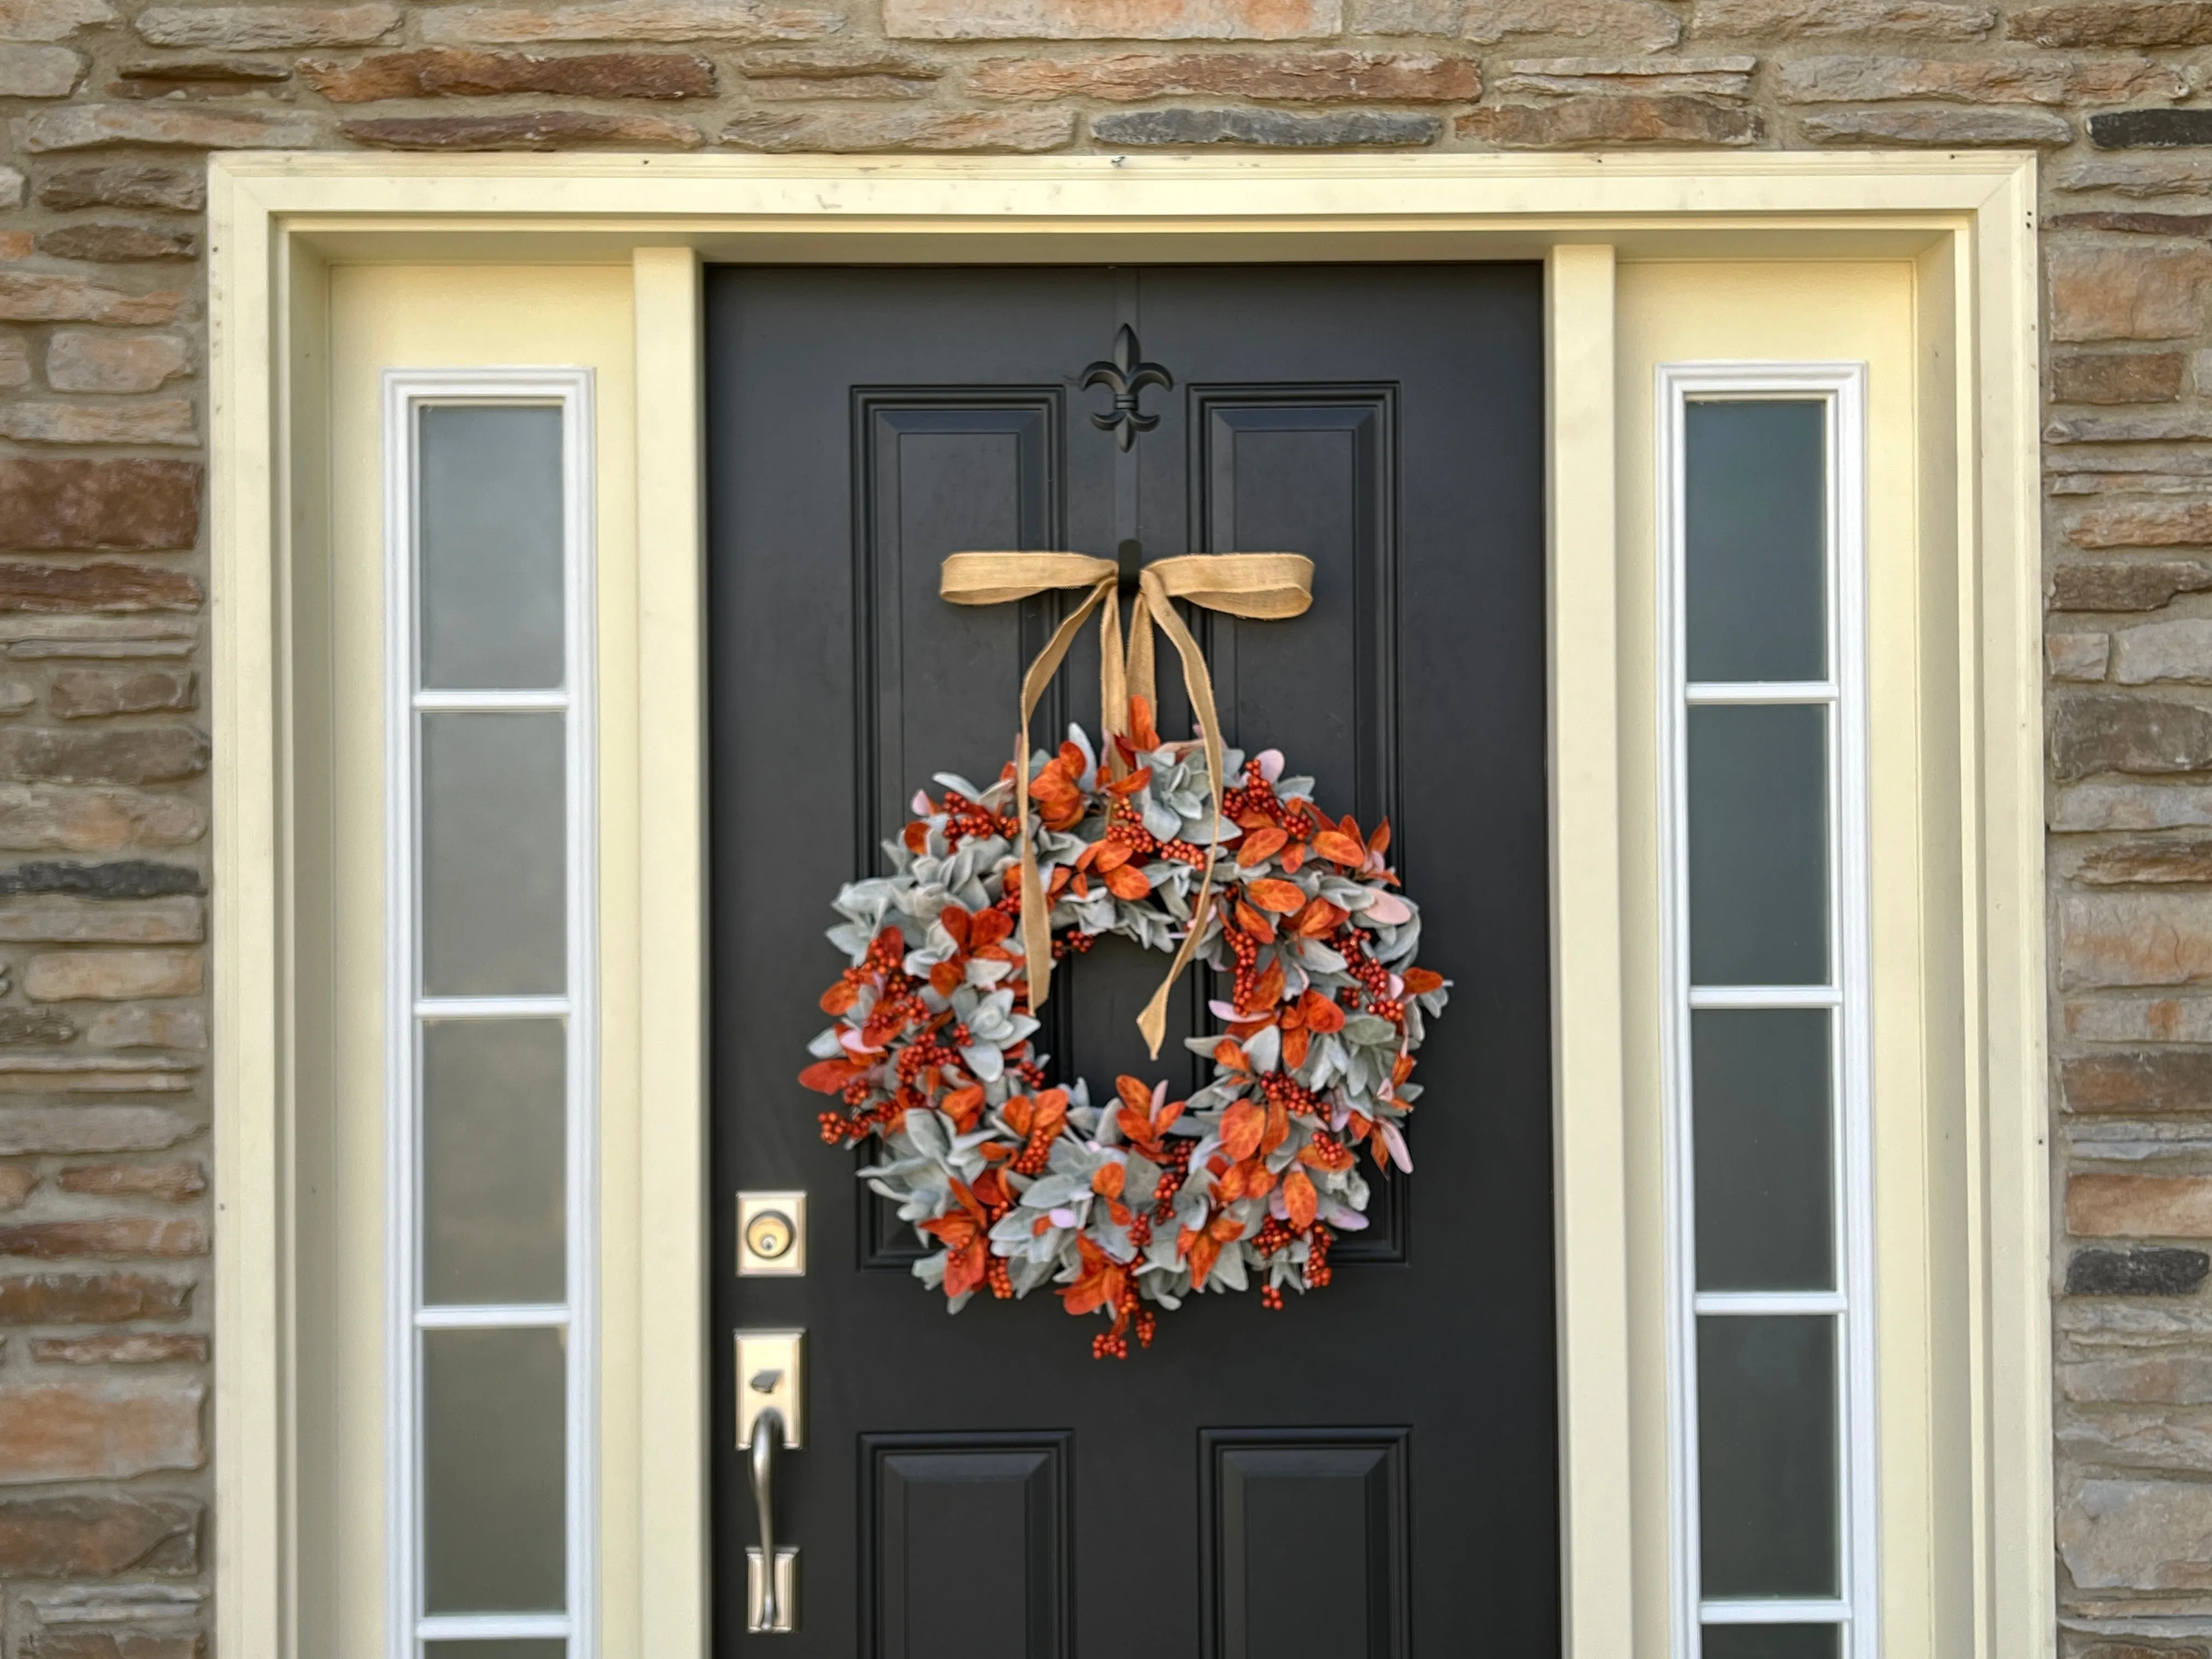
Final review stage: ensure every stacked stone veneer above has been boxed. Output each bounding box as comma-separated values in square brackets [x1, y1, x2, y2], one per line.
[6, 0, 2212, 1653]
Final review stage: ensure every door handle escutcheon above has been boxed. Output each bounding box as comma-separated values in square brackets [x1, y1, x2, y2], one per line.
[747, 1407, 798, 1633]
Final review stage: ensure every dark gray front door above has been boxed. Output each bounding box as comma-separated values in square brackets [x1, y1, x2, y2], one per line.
[706, 264, 1554, 1657]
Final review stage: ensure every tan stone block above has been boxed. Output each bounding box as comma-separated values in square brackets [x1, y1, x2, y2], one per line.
[0, 730, 208, 789]
[40, 225, 196, 263]
[0, 786, 204, 853]
[0, 1379, 201, 1482]
[2052, 245, 2212, 342]
[2078, 836, 2212, 882]
[49, 670, 194, 721]
[30, 1334, 205, 1365]
[0, 1493, 195, 1573]
[0, 337, 26, 392]
[0, 402, 195, 448]
[2070, 1172, 2212, 1236]
[0, 1058, 191, 1094]
[0, 0, 112, 42]
[133, 2, 396, 46]
[0, 1169, 36, 1211]
[2062, 155, 2212, 198]
[2064, 996, 2212, 1041]
[0, 42, 77, 93]
[2063, 1355, 2212, 1401]
[2072, 500, 2212, 549]
[2063, 1047, 2212, 1109]
[0, 566, 200, 613]
[2052, 559, 2212, 611]
[2061, 1477, 2212, 1590]
[2117, 618, 2212, 684]
[0, 275, 180, 328]
[340, 110, 703, 149]
[724, 108, 1076, 150]
[2059, 891, 2212, 988]
[885, 0, 1341, 38]
[35, 165, 202, 213]
[1693, 0, 1995, 36]
[57, 1161, 203, 1201]
[1776, 53, 2182, 103]
[735, 45, 943, 74]
[24, 950, 201, 1002]
[300, 46, 716, 100]
[2052, 351, 2186, 404]
[0, 1218, 203, 1260]
[1798, 104, 2071, 144]
[2013, 1, 2212, 43]
[1094, 105, 1437, 142]
[21, 103, 320, 151]
[25, 1633, 205, 1659]
[1462, 0, 1680, 45]
[0, 896, 200, 945]
[0, 460, 198, 552]
[969, 48, 1478, 99]
[44, 334, 189, 396]
[1460, 93, 1759, 144]
[2050, 630, 2112, 681]
[424, 0, 841, 42]
[0, 1109, 187, 1156]
[83, 1006, 203, 1050]
[1493, 55, 1754, 97]
[0, 1271, 189, 1322]
[0, 232, 31, 261]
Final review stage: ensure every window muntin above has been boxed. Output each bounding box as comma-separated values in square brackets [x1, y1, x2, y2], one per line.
[387, 374, 597, 1659]
[1659, 368, 1876, 1659]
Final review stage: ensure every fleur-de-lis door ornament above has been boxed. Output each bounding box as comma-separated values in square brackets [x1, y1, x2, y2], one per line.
[1081, 324, 1172, 450]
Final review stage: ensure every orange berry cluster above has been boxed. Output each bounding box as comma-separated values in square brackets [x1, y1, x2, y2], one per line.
[1090, 1286, 1157, 1359]
[1103, 801, 1159, 855]
[988, 1256, 1014, 1300]
[1226, 926, 1263, 1009]
[939, 789, 1018, 849]
[1049, 929, 1099, 961]
[1260, 1284, 1285, 1311]
[1011, 1123, 1057, 1177]
[1257, 1069, 1325, 1119]
[1340, 936, 1404, 1028]
[1149, 1139, 1194, 1223]
[1304, 1224, 1335, 1289]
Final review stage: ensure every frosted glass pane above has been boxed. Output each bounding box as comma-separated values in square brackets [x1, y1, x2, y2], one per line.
[1693, 1009, 1833, 1293]
[1688, 704, 1828, 986]
[1702, 1627, 1839, 1659]
[422, 1019, 565, 1306]
[1685, 399, 1827, 684]
[1698, 1315, 1838, 1599]
[425, 1646, 564, 1659]
[419, 404, 565, 691]
[422, 1327, 566, 1614]
[421, 713, 565, 997]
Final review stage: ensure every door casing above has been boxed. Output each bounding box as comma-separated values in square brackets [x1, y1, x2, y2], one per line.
[207, 151, 2047, 1659]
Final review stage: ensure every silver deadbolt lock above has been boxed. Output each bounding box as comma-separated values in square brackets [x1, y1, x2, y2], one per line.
[737, 1190, 806, 1277]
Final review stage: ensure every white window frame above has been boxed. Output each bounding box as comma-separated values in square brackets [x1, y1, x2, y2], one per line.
[1655, 362, 1878, 1659]
[382, 367, 601, 1659]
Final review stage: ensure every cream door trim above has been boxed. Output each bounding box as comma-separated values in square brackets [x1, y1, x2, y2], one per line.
[206, 151, 2046, 1659]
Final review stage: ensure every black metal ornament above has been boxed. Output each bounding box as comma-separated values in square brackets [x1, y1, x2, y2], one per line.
[1081, 324, 1172, 450]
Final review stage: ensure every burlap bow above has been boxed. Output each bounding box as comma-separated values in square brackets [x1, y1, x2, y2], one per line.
[939, 550, 1314, 1056]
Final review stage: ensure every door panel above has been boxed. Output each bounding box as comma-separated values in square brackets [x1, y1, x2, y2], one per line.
[707, 264, 1553, 1656]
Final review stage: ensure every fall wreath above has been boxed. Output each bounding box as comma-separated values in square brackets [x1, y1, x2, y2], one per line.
[798, 552, 1448, 1357]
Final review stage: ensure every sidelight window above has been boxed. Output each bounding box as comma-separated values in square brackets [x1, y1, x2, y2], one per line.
[1657, 368, 1876, 1659]
[385, 374, 597, 1659]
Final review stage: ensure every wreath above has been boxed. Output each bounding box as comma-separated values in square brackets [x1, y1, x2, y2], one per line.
[800, 691, 1448, 1358]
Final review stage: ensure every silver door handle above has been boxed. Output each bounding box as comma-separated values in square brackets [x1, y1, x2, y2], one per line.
[747, 1407, 797, 1633]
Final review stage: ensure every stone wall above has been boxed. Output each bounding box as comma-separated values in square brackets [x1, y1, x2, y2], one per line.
[0, 0, 2208, 1652]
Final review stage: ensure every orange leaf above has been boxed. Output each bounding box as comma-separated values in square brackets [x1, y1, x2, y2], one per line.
[1246, 878, 1307, 914]
[1093, 841, 1134, 873]
[1299, 988, 1346, 1034]
[1262, 1098, 1290, 1155]
[1369, 817, 1392, 856]
[1128, 694, 1160, 752]
[1209, 1210, 1247, 1244]
[1215, 1160, 1249, 1204]
[1238, 957, 1286, 1015]
[1187, 1232, 1221, 1289]
[1237, 826, 1289, 867]
[929, 961, 964, 997]
[940, 905, 972, 950]
[971, 908, 1014, 948]
[1002, 1093, 1035, 1138]
[1092, 1162, 1126, 1200]
[1282, 1026, 1310, 1071]
[1213, 1039, 1250, 1073]
[904, 820, 929, 854]
[1312, 829, 1367, 868]
[1234, 900, 1278, 943]
[1220, 1099, 1265, 1163]
[1402, 967, 1444, 995]
[941, 1084, 986, 1133]
[1116, 1075, 1154, 1114]
[1104, 862, 1152, 901]
[819, 980, 859, 1015]
[799, 1058, 864, 1094]
[1284, 1167, 1318, 1230]
[1294, 898, 1348, 939]
[1280, 842, 1307, 874]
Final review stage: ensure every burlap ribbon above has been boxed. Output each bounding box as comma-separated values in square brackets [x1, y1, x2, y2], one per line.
[939, 550, 1314, 1057]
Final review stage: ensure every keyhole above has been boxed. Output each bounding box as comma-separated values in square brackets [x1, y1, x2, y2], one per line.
[746, 1210, 795, 1261]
